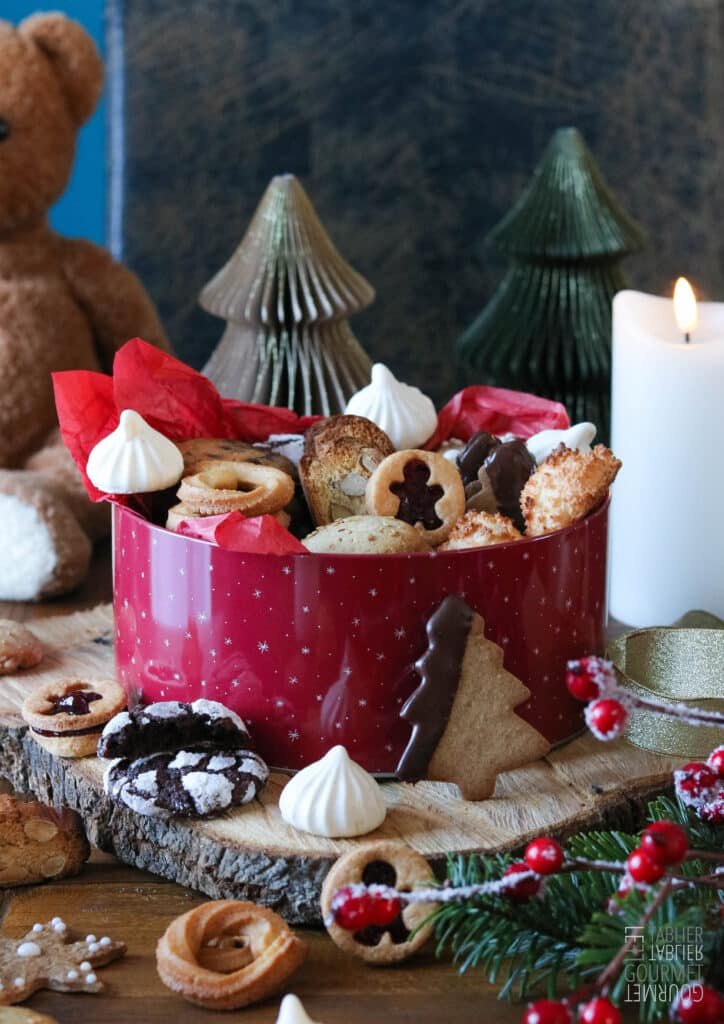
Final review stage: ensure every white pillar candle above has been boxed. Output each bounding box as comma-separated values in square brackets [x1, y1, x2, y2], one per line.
[610, 286, 724, 625]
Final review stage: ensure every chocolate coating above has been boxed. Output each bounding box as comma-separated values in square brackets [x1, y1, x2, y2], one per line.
[457, 432, 534, 530]
[396, 595, 473, 782]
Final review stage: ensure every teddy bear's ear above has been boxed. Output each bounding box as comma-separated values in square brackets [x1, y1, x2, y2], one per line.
[19, 13, 103, 125]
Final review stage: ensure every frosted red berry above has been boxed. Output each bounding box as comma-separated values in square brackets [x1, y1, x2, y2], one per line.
[503, 862, 542, 903]
[521, 998, 572, 1024]
[626, 846, 666, 884]
[585, 699, 627, 740]
[675, 763, 717, 801]
[565, 657, 609, 701]
[578, 996, 621, 1024]
[640, 820, 688, 865]
[672, 983, 724, 1023]
[330, 887, 401, 931]
[698, 792, 724, 825]
[524, 837, 564, 875]
[707, 746, 724, 778]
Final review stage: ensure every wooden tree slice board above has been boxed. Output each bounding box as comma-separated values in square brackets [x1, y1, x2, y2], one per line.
[0, 606, 681, 924]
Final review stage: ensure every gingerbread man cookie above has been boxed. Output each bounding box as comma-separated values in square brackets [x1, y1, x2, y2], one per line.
[0, 918, 125, 1006]
[22, 678, 126, 758]
[365, 450, 465, 546]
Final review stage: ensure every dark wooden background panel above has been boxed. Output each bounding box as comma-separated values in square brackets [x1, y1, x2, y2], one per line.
[109, 0, 724, 403]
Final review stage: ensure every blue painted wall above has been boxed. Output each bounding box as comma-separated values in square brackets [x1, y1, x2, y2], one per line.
[4, 1, 105, 244]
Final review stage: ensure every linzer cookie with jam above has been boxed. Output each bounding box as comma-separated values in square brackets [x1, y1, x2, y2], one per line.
[396, 596, 550, 799]
[22, 678, 126, 758]
[98, 698, 252, 759]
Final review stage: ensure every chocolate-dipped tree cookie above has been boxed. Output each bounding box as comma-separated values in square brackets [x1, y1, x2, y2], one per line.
[396, 595, 550, 800]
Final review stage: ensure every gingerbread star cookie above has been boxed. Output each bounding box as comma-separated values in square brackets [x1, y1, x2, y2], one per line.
[396, 595, 551, 800]
[0, 918, 125, 1005]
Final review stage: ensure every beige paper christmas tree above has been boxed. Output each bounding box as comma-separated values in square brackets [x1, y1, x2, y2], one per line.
[397, 595, 551, 800]
[200, 174, 374, 415]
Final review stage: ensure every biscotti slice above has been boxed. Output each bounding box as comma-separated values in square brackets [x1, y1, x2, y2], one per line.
[300, 415, 394, 525]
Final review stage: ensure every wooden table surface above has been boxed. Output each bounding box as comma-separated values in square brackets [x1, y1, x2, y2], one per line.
[0, 546, 640, 1023]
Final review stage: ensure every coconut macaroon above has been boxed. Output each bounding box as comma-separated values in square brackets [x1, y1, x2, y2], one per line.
[439, 511, 522, 550]
[520, 444, 621, 536]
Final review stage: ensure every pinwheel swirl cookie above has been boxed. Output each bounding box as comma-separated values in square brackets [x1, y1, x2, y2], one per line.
[156, 900, 306, 1009]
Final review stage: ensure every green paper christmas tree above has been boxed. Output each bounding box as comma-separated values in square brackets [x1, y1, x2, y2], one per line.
[457, 128, 646, 440]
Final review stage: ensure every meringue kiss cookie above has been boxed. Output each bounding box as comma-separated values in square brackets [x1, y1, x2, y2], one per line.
[86, 409, 184, 494]
[276, 995, 324, 1024]
[345, 363, 438, 450]
[278, 745, 386, 838]
[526, 422, 596, 464]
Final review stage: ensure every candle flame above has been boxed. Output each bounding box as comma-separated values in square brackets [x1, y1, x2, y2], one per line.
[674, 277, 698, 335]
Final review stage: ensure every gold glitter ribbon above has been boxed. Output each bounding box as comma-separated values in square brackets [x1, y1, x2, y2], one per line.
[607, 611, 724, 758]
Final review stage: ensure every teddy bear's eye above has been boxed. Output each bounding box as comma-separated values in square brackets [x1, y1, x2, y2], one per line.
[0, 119, 10, 142]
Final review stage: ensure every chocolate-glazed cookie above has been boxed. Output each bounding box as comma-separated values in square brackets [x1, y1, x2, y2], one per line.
[104, 748, 269, 819]
[98, 699, 251, 760]
[457, 432, 534, 530]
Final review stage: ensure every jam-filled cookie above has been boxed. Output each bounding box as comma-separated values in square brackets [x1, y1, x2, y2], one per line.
[365, 450, 465, 546]
[321, 840, 437, 964]
[22, 678, 127, 758]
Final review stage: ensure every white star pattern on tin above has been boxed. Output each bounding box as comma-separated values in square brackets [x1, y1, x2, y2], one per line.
[301, 646, 311, 655]
[358, 698, 367, 707]
[257, 641, 270, 653]
[394, 627, 406, 639]
[185, 631, 192, 640]
[502, 636, 510, 645]
[352, 617, 361, 627]
[289, 729, 300, 741]
[224, 637, 232, 645]
[409, 577, 416, 585]
[375, 652, 385, 661]
[302, 605, 310, 614]
[343, 666, 353, 675]
[275, 699, 285, 708]
[325, 566, 336, 575]
[179, 567, 185, 576]
[289, 675, 299, 685]
[369, 588, 378, 597]
[163, 639, 170, 648]
[253, 589, 262, 598]
[282, 566, 292, 575]
[316, 694, 323, 701]
[210, 649, 217, 658]
[198, 612, 207, 623]
[565, 597, 573, 610]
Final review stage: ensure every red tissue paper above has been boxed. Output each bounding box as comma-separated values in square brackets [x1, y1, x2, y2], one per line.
[53, 338, 319, 502]
[425, 385, 569, 450]
[176, 512, 307, 555]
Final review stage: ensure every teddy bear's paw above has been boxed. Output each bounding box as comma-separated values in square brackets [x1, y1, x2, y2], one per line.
[0, 472, 91, 601]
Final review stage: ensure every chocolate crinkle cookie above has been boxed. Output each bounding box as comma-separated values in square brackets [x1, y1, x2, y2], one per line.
[97, 698, 251, 759]
[104, 748, 269, 819]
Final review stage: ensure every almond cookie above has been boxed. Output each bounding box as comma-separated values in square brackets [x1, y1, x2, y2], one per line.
[0, 621, 43, 675]
[0, 918, 125, 1006]
[520, 444, 621, 536]
[303, 516, 431, 554]
[396, 596, 550, 799]
[22, 678, 127, 758]
[98, 698, 252, 760]
[0, 795, 89, 887]
[104, 748, 269, 819]
[321, 841, 436, 964]
[156, 900, 307, 1009]
[299, 415, 394, 525]
[365, 450, 465, 546]
[439, 511, 522, 550]
[177, 461, 294, 517]
[177, 438, 295, 478]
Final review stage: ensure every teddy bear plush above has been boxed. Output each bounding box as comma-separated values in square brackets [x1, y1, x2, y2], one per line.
[0, 13, 169, 601]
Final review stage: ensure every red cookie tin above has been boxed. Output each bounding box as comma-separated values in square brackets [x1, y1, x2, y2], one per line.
[113, 497, 609, 773]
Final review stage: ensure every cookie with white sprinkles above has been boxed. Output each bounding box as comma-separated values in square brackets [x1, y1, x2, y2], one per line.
[104, 748, 269, 818]
[97, 698, 251, 759]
